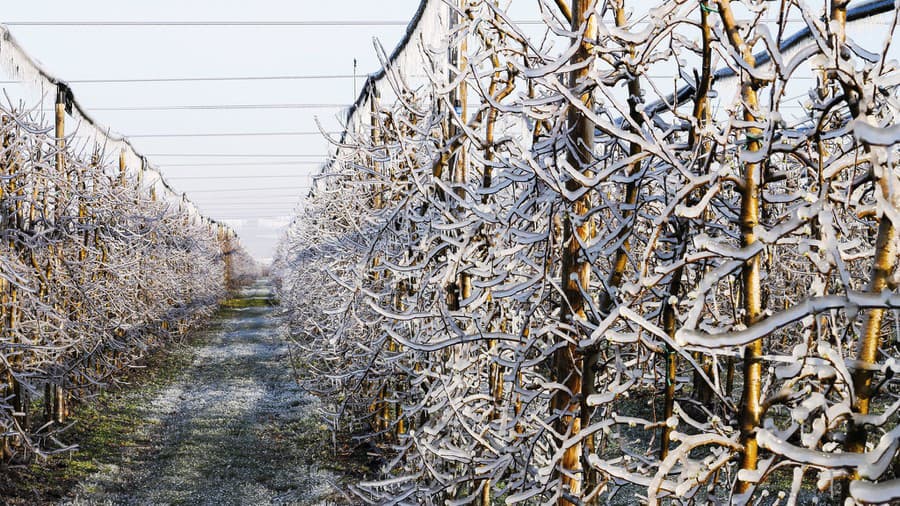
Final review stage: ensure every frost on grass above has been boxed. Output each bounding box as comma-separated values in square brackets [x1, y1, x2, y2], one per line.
[65, 283, 343, 506]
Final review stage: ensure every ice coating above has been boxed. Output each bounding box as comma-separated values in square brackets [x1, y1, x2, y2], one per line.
[272, 0, 900, 503]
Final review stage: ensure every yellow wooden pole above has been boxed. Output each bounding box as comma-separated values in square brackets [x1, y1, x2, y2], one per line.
[555, 1, 596, 503]
[714, 0, 764, 493]
[50, 85, 68, 424]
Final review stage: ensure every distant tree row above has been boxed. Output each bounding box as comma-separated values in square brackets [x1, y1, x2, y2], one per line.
[0, 93, 255, 462]
[276, 0, 900, 503]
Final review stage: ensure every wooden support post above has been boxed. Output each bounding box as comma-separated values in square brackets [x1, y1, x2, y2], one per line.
[1, 120, 28, 459]
[478, 13, 516, 505]
[119, 148, 127, 187]
[136, 158, 144, 204]
[49, 84, 68, 425]
[555, 1, 596, 504]
[840, 0, 899, 490]
[55, 85, 66, 178]
[453, 3, 471, 308]
[660, 0, 714, 461]
[225, 229, 233, 290]
[366, 88, 395, 438]
[715, 0, 764, 493]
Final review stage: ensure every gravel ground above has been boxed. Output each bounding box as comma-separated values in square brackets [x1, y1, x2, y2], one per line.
[63, 281, 345, 506]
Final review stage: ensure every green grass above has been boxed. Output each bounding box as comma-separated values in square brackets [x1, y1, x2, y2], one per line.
[220, 296, 277, 309]
[0, 332, 201, 505]
[0, 290, 328, 504]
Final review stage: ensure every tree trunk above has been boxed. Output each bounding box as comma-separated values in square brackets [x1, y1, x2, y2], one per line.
[555, 1, 596, 503]
[715, 0, 764, 494]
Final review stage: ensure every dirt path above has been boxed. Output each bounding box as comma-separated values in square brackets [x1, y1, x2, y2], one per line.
[65, 280, 344, 505]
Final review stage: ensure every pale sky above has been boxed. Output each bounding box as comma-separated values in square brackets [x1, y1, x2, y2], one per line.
[0, 0, 421, 262]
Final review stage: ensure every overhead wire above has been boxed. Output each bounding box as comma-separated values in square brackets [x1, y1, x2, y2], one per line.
[196, 200, 304, 203]
[158, 161, 324, 167]
[127, 131, 339, 138]
[215, 215, 294, 219]
[0, 74, 357, 84]
[188, 186, 311, 193]
[167, 175, 313, 180]
[80, 103, 349, 111]
[148, 154, 326, 158]
[198, 205, 302, 208]
[3, 20, 547, 26]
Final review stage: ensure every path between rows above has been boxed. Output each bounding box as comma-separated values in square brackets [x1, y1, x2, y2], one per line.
[66, 280, 345, 506]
